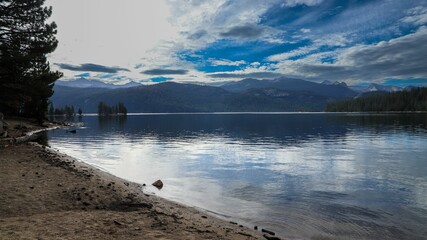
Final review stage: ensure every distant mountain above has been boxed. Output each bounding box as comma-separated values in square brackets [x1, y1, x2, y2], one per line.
[225, 88, 334, 112]
[51, 82, 231, 113]
[55, 78, 142, 89]
[51, 85, 110, 109]
[119, 81, 142, 88]
[349, 83, 402, 93]
[51, 80, 349, 113]
[221, 77, 356, 98]
[321, 80, 348, 88]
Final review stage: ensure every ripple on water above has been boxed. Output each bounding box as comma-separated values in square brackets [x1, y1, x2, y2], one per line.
[47, 114, 427, 240]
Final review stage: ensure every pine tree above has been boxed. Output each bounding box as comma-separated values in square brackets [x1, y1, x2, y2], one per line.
[0, 0, 62, 121]
[97, 102, 128, 116]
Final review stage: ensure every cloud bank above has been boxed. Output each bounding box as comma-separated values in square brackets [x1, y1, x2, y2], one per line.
[46, 0, 427, 86]
[142, 69, 189, 75]
[220, 25, 265, 39]
[276, 27, 427, 82]
[56, 63, 130, 73]
[208, 71, 283, 79]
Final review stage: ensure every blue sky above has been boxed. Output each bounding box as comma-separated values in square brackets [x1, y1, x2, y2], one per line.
[46, 0, 427, 86]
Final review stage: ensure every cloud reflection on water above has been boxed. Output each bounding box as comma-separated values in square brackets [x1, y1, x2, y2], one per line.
[48, 113, 427, 239]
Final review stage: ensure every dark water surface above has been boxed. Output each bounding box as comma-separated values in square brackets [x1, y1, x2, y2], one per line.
[48, 113, 427, 239]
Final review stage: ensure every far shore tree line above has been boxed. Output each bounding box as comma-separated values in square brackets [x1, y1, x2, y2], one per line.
[98, 102, 127, 116]
[48, 102, 128, 117]
[48, 104, 82, 117]
[326, 87, 427, 112]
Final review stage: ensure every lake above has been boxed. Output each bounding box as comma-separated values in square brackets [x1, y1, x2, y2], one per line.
[47, 113, 427, 239]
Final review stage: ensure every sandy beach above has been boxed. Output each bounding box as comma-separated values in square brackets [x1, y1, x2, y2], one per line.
[0, 119, 274, 240]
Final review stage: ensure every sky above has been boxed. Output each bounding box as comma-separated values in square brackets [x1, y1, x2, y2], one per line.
[45, 0, 427, 87]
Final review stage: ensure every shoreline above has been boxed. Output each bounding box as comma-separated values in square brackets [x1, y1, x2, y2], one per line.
[56, 111, 427, 116]
[0, 121, 272, 239]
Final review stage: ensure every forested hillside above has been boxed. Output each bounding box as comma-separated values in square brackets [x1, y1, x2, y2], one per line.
[326, 88, 427, 112]
[51, 81, 348, 113]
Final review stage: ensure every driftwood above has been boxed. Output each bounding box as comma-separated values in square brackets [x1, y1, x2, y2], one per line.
[1, 126, 58, 146]
[13, 133, 42, 144]
[0, 132, 41, 145]
[13, 127, 58, 144]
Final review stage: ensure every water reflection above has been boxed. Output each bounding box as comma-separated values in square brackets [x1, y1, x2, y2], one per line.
[98, 115, 127, 130]
[47, 113, 427, 239]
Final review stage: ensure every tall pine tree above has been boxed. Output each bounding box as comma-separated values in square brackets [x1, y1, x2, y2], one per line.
[0, 0, 62, 121]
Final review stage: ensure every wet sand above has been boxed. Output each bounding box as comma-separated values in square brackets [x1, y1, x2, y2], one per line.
[0, 118, 274, 240]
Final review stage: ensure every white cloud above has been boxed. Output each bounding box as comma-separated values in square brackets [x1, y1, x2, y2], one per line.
[402, 6, 427, 25]
[315, 1, 415, 40]
[268, 33, 348, 61]
[206, 63, 281, 79]
[313, 33, 349, 47]
[282, 0, 324, 7]
[47, 0, 177, 65]
[166, 0, 284, 47]
[268, 46, 317, 61]
[300, 28, 311, 33]
[208, 58, 247, 66]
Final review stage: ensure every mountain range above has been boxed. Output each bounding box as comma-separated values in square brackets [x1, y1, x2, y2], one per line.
[50, 77, 411, 113]
[55, 78, 142, 89]
[222, 78, 356, 98]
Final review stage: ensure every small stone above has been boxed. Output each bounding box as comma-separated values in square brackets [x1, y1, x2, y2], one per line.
[201, 215, 207, 219]
[261, 229, 275, 236]
[254, 226, 258, 230]
[152, 180, 163, 190]
[263, 234, 281, 240]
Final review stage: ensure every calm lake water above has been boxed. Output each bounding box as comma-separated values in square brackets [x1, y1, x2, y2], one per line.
[47, 113, 427, 239]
